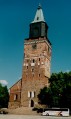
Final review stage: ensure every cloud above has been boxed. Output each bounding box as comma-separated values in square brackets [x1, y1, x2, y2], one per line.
[0, 80, 8, 85]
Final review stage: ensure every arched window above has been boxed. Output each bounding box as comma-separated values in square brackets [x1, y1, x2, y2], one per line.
[31, 100, 34, 107]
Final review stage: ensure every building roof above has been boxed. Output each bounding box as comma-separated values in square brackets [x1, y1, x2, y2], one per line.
[9, 78, 22, 89]
[32, 4, 45, 23]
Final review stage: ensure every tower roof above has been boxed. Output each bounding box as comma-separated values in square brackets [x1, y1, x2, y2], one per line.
[32, 4, 45, 23]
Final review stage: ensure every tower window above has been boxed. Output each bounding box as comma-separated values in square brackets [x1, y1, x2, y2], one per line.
[33, 59, 35, 63]
[39, 74, 40, 77]
[37, 17, 39, 20]
[28, 91, 30, 98]
[34, 91, 36, 97]
[32, 91, 35, 98]
[14, 94, 18, 101]
[32, 68, 34, 72]
[28, 91, 35, 98]
[27, 66, 28, 69]
[30, 92, 32, 98]
[39, 58, 40, 61]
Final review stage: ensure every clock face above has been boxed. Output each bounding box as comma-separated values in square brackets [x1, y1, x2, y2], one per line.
[32, 43, 37, 49]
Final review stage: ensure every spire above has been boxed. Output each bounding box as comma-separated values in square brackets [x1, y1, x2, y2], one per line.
[32, 4, 45, 23]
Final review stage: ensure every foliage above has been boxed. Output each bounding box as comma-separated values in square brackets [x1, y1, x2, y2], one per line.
[38, 71, 71, 109]
[38, 87, 52, 106]
[0, 83, 9, 108]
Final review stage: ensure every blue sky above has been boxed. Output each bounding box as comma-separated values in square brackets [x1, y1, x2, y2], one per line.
[0, 0, 71, 88]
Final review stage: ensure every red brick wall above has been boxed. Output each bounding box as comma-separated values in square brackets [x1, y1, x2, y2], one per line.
[21, 37, 51, 107]
[8, 37, 52, 108]
[8, 79, 22, 108]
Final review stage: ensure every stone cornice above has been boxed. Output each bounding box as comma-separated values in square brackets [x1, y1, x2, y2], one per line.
[24, 39, 51, 49]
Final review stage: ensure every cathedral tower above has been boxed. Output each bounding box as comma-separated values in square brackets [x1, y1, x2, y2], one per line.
[21, 5, 52, 107]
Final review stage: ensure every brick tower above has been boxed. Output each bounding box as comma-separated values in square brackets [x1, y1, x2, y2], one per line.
[21, 5, 52, 107]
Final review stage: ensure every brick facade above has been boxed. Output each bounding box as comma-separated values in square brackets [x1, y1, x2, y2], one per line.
[21, 37, 51, 107]
[8, 79, 22, 108]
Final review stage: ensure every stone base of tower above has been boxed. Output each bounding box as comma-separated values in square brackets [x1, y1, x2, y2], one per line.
[7, 107, 41, 115]
[8, 101, 21, 109]
[8, 76, 49, 109]
[20, 77, 49, 108]
[21, 95, 39, 107]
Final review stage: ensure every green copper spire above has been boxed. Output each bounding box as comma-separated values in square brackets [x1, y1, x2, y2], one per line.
[32, 4, 45, 23]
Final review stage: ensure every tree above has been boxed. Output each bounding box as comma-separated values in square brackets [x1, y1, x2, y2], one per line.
[38, 87, 52, 107]
[0, 83, 9, 108]
[60, 85, 71, 109]
[38, 71, 71, 110]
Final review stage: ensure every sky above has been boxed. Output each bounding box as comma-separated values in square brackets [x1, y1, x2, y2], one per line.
[0, 0, 71, 88]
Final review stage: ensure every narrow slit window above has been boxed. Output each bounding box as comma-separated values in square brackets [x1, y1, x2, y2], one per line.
[30, 92, 32, 98]
[32, 68, 34, 72]
[27, 66, 28, 69]
[39, 58, 40, 61]
[33, 59, 35, 63]
[34, 92, 35, 97]
[39, 74, 40, 77]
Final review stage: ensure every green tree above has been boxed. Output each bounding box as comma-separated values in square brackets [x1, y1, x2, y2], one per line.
[60, 85, 71, 109]
[38, 71, 71, 110]
[0, 83, 9, 108]
[38, 87, 52, 107]
[50, 72, 71, 108]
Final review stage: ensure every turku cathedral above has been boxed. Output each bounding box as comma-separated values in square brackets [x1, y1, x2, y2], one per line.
[8, 5, 52, 108]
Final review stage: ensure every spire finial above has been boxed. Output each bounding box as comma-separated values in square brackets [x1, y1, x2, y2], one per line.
[38, 3, 41, 9]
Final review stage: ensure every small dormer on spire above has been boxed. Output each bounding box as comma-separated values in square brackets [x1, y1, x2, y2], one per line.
[32, 4, 45, 23]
